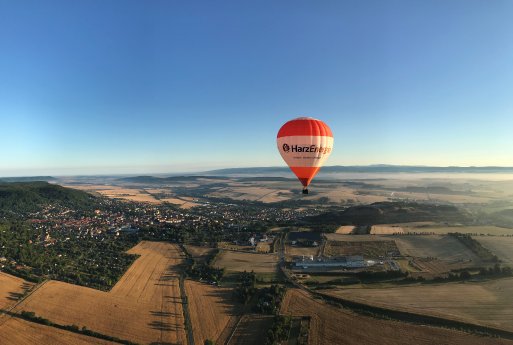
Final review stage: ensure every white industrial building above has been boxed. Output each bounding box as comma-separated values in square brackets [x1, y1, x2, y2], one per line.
[294, 255, 367, 269]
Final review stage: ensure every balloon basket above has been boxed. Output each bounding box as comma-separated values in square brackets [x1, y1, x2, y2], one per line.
[302, 188, 309, 195]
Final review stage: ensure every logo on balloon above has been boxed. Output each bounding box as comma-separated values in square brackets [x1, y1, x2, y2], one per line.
[282, 144, 290, 152]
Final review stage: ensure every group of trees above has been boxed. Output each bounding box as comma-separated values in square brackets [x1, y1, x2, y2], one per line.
[234, 272, 287, 315]
[0, 221, 139, 290]
[0, 182, 97, 216]
[18, 311, 136, 345]
[234, 271, 257, 304]
[186, 263, 224, 284]
[184, 247, 224, 284]
[265, 316, 291, 345]
[254, 284, 286, 314]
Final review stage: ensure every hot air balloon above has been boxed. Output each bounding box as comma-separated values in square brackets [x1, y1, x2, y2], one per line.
[277, 117, 333, 194]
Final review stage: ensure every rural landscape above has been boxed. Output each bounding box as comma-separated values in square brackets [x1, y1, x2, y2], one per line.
[2, 168, 513, 344]
[3, 0, 513, 344]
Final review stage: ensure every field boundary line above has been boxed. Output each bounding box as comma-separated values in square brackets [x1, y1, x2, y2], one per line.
[315, 288, 513, 339]
[0, 279, 48, 326]
[4, 310, 137, 345]
[223, 314, 244, 345]
[180, 276, 195, 345]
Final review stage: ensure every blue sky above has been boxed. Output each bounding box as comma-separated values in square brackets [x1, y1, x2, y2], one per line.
[1, 0, 513, 176]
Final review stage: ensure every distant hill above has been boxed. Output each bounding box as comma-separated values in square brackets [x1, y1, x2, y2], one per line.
[0, 176, 56, 182]
[489, 209, 513, 227]
[0, 182, 97, 215]
[305, 201, 471, 226]
[236, 176, 296, 182]
[204, 165, 513, 175]
[118, 175, 231, 183]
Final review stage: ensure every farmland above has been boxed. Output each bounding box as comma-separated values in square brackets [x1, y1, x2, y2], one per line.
[401, 225, 513, 236]
[0, 272, 33, 310]
[281, 288, 513, 345]
[4, 174, 513, 344]
[285, 245, 320, 259]
[323, 239, 399, 258]
[66, 185, 161, 204]
[476, 237, 513, 264]
[0, 318, 115, 345]
[324, 233, 383, 241]
[323, 278, 513, 332]
[185, 280, 240, 345]
[370, 225, 404, 234]
[319, 234, 489, 277]
[65, 184, 202, 207]
[12, 241, 186, 345]
[335, 225, 355, 234]
[393, 235, 482, 267]
[208, 186, 291, 203]
[227, 314, 274, 345]
[213, 250, 279, 274]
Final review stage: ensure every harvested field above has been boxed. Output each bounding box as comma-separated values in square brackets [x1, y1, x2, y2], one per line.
[371, 225, 404, 234]
[161, 197, 188, 205]
[476, 237, 513, 264]
[13, 241, 186, 345]
[0, 272, 33, 310]
[256, 242, 271, 253]
[335, 225, 355, 234]
[227, 314, 273, 345]
[324, 278, 513, 332]
[208, 187, 286, 203]
[404, 226, 513, 236]
[67, 184, 201, 205]
[285, 245, 320, 259]
[407, 258, 452, 278]
[393, 235, 481, 266]
[69, 185, 161, 203]
[159, 197, 200, 208]
[315, 187, 387, 204]
[217, 242, 254, 252]
[213, 251, 278, 273]
[324, 233, 384, 241]
[324, 240, 399, 258]
[281, 288, 513, 345]
[0, 318, 115, 345]
[185, 280, 240, 345]
[259, 193, 291, 203]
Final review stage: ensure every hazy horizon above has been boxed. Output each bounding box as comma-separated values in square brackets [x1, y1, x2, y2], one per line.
[5, 163, 513, 179]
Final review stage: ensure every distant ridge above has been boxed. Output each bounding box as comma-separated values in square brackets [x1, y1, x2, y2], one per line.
[117, 175, 232, 183]
[0, 176, 56, 182]
[0, 181, 96, 214]
[203, 165, 513, 175]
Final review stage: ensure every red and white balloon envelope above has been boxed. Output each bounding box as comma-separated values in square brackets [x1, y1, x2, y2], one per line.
[277, 117, 334, 194]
